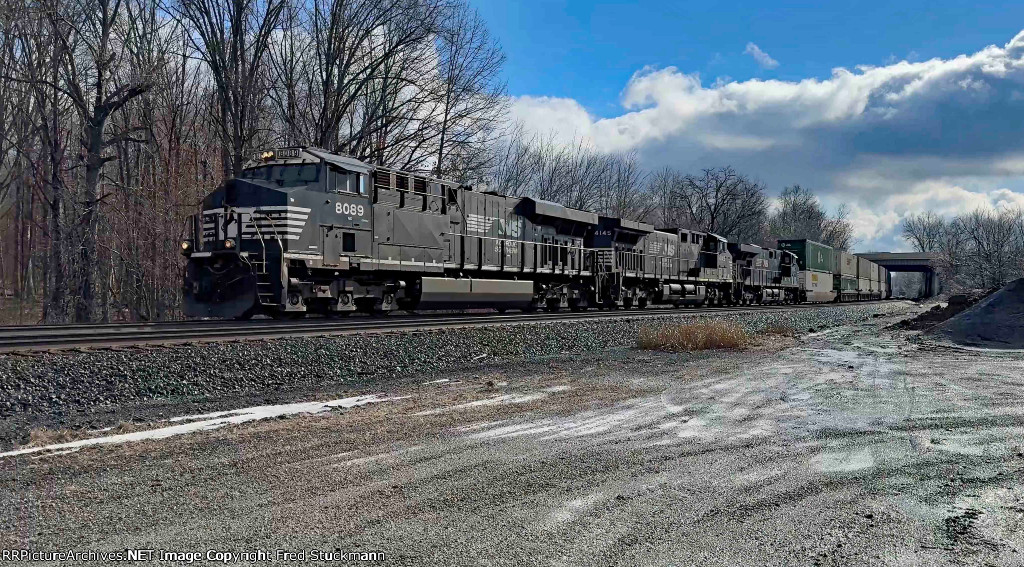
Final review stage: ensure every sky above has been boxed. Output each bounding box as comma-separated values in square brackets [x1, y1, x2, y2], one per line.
[473, 0, 1024, 252]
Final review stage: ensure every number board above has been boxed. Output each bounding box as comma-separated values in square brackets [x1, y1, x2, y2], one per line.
[250, 148, 302, 162]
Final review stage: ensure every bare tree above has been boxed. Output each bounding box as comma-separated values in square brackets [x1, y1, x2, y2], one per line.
[901, 211, 945, 252]
[769, 185, 853, 250]
[58, 0, 160, 321]
[431, 0, 505, 178]
[597, 151, 651, 221]
[674, 166, 769, 243]
[961, 208, 1021, 288]
[171, 0, 285, 177]
[483, 123, 538, 195]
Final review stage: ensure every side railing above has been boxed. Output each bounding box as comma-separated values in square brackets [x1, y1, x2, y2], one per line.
[603, 248, 697, 280]
[441, 232, 597, 276]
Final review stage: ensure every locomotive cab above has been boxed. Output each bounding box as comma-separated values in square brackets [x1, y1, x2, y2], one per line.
[182, 147, 375, 318]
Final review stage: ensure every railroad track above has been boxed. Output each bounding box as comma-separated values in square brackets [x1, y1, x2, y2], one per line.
[0, 301, 888, 353]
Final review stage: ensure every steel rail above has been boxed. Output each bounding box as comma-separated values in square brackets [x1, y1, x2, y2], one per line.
[0, 301, 889, 353]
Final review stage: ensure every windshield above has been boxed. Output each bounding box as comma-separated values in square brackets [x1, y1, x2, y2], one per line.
[241, 164, 321, 187]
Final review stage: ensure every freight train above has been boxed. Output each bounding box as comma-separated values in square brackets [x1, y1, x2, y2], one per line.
[181, 147, 889, 319]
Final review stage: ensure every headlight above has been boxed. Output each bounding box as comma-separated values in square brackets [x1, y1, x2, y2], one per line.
[180, 241, 191, 254]
[224, 239, 235, 249]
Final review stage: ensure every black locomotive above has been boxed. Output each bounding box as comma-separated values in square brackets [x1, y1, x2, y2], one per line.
[181, 147, 886, 319]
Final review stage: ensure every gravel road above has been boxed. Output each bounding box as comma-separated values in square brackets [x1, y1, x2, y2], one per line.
[4, 302, 1024, 566]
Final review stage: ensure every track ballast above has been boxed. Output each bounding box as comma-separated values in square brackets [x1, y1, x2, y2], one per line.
[0, 301, 888, 353]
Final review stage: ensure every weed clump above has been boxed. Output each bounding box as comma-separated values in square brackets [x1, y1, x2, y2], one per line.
[638, 320, 750, 352]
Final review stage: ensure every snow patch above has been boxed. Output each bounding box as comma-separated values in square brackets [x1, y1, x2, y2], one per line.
[413, 392, 549, 416]
[546, 492, 606, 527]
[0, 395, 402, 459]
[810, 448, 875, 472]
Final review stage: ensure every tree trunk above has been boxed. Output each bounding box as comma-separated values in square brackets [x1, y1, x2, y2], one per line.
[76, 123, 105, 322]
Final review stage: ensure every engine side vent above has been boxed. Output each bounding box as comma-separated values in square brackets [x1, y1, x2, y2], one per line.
[374, 172, 392, 190]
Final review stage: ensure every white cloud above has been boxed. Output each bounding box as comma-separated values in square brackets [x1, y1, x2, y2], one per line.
[744, 42, 780, 69]
[509, 30, 1024, 250]
[510, 96, 595, 145]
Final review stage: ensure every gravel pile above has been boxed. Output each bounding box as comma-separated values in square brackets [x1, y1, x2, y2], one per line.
[0, 302, 914, 427]
[928, 278, 1024, 347]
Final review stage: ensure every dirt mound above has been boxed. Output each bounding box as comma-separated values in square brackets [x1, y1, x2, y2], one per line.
[927, 279, 1024, 348]
[891, 290, 992, 331]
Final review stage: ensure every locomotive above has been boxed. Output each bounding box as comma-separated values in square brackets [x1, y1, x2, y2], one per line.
[181, 147, 888, 319]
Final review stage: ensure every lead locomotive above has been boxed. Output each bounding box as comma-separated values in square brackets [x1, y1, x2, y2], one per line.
[182, 147, 885, 319]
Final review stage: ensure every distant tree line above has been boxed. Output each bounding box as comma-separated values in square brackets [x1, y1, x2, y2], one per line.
[0, 0, 851, 323]
[483, 129, 854, 251]
[902, 209, 1024, 291]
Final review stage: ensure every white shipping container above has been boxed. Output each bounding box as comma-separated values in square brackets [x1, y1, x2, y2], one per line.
[800, 270, 836, 302]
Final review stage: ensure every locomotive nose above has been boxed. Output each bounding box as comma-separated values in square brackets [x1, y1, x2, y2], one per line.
[205, 177, 288, 211]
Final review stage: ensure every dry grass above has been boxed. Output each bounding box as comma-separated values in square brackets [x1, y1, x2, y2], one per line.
[26, 427, 77, 447]
[638, 320, 751, 352]
[23, 421, 148, 449]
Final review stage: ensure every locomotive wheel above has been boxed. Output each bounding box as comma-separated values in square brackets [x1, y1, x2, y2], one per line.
[636, 297, 648, 309]
[544, 298, 560, 312]
[397, 298, 420, 313]
[234, 306, 256, 321]
[496, 307, 507, 314]
[568, 297, 589, 312]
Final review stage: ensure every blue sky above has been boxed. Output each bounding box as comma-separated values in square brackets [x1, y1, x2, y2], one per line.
[473, 1, 1024, 252]
[478, 0, 1023, 116]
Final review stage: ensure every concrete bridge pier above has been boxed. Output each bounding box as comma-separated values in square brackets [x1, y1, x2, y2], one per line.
[922, 269, 941, 298]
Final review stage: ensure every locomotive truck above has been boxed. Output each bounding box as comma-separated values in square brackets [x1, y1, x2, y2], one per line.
[181, 147, 885, 319]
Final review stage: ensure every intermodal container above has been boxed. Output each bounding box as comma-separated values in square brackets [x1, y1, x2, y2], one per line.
[856, 257, 872, 280]
[778, 239, 834, 274]
[838, 251, 857, 277]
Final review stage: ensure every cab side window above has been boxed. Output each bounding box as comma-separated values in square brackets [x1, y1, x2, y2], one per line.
[328, 165, 356, 194]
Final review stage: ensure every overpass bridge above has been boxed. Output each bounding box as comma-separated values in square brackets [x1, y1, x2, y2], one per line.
[857, 252, 941, 297]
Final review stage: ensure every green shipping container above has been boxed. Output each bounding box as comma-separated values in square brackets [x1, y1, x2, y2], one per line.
[778, 239, 834, 273]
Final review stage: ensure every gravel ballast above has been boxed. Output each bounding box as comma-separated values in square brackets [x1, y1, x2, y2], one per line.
[0, 302, 916, 444]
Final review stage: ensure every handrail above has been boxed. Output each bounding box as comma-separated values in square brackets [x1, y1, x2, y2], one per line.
[249, 209, 286, 259]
